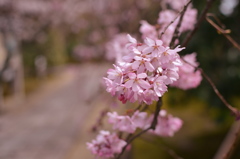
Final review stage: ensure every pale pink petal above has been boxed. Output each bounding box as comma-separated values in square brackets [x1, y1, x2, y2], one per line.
[142, 46, 154, 54]
[127, 34, 137, 43]
[145, 62, 155, 72]
[125, 79, 134, 88]
[128, 73, 136, 79]
[138, 79, 151, 89]
[144, 37, 155, 46]
[132, 61, 141, 69]
[137, 73, 147, 78]
[132, 83, 142, 92]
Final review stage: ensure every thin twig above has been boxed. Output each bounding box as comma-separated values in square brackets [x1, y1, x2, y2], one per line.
[170, 0, 192, 48]
[181, 0, 216, 47]
[159, 5, 188, 39]
[206, 13, 240, 51]
[181, 58, 240, 119]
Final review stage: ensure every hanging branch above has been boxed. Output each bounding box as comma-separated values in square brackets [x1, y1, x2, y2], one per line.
[181, 0, 216, 47]
[206, 13, 240, 51]
[181, 58, 240, 119]
[170, 0, 192, 48]
[116, 98, 162, 159]
[159, 0, 192, 40]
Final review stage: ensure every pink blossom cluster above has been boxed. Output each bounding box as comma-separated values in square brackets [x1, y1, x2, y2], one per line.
[150, 110, 183, 137]
[105, 33, 129, 62]
[104, 35, 184, 104]
[108, 109, 182, 137]
[171, 53, 202, 90]
[87, 130, 127, 158]
[87, 109, 182, 158]
[140, 0, 197, 46]
[107, 110, 149, 133]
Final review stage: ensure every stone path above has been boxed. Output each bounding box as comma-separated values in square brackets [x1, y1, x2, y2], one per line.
[0, 63, 110, 159]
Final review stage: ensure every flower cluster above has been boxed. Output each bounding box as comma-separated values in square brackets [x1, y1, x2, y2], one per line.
[108, 110, 183, 137]
[104, 35, 184, 104]
[140, 0, 197, 46]
[87, 110, 183, 158]
[87, 130, 127, 158]
[171, 53, 202, 90]
[150, 110, 183, 137]
[107, 110, 149, 133]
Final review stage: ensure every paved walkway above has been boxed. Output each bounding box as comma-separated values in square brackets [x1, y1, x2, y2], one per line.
[0, 63, 111, 159]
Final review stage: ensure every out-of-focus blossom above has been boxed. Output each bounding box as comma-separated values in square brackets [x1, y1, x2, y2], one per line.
[139, 20, 158, 40]
[105, 33, 129, 62]
[72, 45, 99, 60]
[150, 110, 183, 137]
[171, 53, 202, 90]
[107, 112, 136, 133]
[87, 130, 127, 158]
[107, 111, 149, 133]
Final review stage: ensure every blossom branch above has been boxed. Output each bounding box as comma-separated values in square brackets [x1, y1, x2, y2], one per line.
[116, 98, 163, 159]
[206, 13, 240, 51]
[170, 0, 192, 48]
[181, 58, 240, 119]
[181, 0, 216, 47]
[159, 1, 191, 40]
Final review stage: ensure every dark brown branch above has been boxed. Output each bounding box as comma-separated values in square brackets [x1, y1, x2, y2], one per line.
[181, 0, 216, 47]
[206, 13, 240, 51]
[170, 0, 192, 48]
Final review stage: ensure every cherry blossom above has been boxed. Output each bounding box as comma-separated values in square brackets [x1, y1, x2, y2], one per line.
[107, 110, 150, 133]
[87, 130, 127, 158]
[139, 20, 158, 40]
[107, 112, 136, 133]
[171, 53, 202, 90]
[105, 33, 129, 62]
[150, 110, 183, 137]
[104, 35, 184, 104]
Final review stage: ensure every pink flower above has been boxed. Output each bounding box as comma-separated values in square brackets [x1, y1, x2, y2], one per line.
[152, 76, 168, 97]
[139, 20, 158, 40]
[131, 110, 149, 129]
[87, 130, 127, 158]
[171, 53, 202, 90]
[107, 110, 151, 133]
[143, 38, 165, 57]
[105, 33, 129, 62]
[107, 112, 136, 133]
[104, 35, 184, 104]
[151, 110, 183, 137]
[106, 64, 123, 84]
[125, 73, 151, 92]
[180, 8, 198, 32]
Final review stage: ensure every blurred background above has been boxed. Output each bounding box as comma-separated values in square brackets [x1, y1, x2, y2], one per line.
[0, 0, 239, 159]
